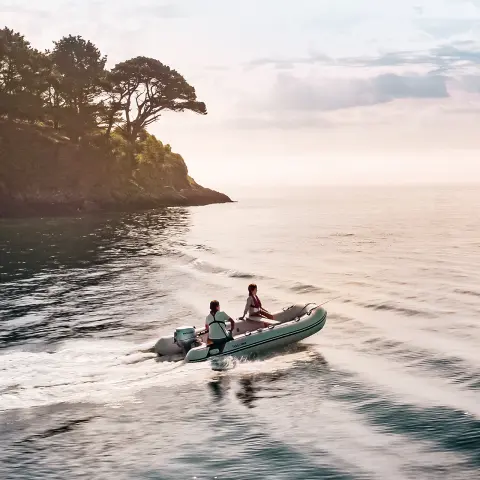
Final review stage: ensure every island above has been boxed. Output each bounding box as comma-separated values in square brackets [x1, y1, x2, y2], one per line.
[0, 28, 231, 218]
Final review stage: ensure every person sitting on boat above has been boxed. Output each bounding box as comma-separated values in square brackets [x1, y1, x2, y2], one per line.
[205, 300, 235, 350]
[240, 284, 274, 320]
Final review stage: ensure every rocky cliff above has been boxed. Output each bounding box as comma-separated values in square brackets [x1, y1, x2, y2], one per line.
[0, 121, 231, 218]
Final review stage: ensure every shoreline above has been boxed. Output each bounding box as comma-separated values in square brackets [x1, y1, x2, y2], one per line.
[0, 188, 233, 219]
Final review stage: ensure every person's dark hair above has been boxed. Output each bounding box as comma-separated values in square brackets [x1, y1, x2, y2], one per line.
[248, 284, 257, 295]
[210, 300, 219, 313]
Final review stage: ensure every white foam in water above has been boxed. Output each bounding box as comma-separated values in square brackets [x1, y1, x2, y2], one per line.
[0, 339, 213, 411]
[0, 301, 324, 413]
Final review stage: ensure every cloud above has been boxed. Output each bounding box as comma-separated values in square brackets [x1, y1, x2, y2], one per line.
[268, 72, 449, 113]
[232, 71, 452, 130]
[246, 42, 480, 75]
[375, 73, 448, 99]
[246, 53, 332, 70]
[453, 74, 480, 93]
[417, 18, 480, 38]
[361, 44, 480, 70]
[0, 1, 186, 22]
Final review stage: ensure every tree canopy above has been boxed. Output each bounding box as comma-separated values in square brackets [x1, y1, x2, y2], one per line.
[0, 27, 207, 150]
[0, 28, 46, 121]
[107, 56, 206, 143]
[48, 34, 107, 140]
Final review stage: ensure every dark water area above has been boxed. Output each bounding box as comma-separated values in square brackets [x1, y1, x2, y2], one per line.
[1, 185, 479, 479]
[0, 209, 192, 348]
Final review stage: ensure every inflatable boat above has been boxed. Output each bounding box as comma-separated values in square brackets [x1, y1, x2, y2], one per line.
[154, 303, 327, 363]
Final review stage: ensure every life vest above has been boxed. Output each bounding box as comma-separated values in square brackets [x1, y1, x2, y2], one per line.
[250, 294, 262, 309]
[207, 311, 229, 339]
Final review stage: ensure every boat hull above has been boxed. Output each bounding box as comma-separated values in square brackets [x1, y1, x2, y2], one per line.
[185, 306, 327, 363]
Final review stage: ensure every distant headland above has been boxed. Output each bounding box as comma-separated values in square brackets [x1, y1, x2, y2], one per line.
[0, 28, 231, 218]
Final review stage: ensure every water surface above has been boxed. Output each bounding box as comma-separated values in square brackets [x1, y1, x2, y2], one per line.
[1, 185, 479, 479]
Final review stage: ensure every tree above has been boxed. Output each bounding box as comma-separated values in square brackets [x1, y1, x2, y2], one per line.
[107, 56, 207, 145]
[42, 60, 63, 129]
[0, 28, 47, 121]
[49, 35, 107, 141]
[97, 82, 123, 138]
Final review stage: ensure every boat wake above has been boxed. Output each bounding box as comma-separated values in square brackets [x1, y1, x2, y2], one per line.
[0, 329, 329, 413]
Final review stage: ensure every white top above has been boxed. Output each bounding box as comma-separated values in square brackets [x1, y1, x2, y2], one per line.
[205, 311, 231, 340]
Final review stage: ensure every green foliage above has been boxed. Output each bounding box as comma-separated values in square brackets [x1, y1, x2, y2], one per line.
[48, 35, 107, 141]
[0, 26, 207, 205]
[107, 56, 207, 144]
[0, 28, 47, 121]
[0, 27, 206, 149]
[136, 133, 165, 164]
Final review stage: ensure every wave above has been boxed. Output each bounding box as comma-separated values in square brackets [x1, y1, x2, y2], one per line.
[290, 282, 331, 295]
[323, 365, 480, 469]
[322, 346, 480, 419]
[191, 243, 216, 253]
[175, 246, 340, 300]
[231, 350, 479, 479]
[455, 289, 480, 298]
[18, 416, 97, 443]
[192, 260, 261, 281]
[180, 255, 265, 282]
[362, 301, 436, 318]
[228, 271, 256, 279]
[350, 334, 480, 390]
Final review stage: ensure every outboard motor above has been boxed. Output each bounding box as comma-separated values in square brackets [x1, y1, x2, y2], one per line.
[174, 326, 199, 354]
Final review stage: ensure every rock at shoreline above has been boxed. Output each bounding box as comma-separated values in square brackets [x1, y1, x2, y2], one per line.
[0, 186, 232, 218]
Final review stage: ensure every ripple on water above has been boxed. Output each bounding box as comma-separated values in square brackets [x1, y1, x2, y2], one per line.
[1, 186, 480, 479]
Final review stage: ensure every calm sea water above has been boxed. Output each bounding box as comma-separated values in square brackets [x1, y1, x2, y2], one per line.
[1, 185, 479, 480]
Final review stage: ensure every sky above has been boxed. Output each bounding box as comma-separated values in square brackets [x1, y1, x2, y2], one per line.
[2, 0, 480, 189]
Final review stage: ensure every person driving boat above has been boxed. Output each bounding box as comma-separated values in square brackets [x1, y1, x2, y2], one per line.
[205, 300, 235, 350]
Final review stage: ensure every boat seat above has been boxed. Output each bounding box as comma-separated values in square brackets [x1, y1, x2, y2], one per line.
[247, 317, 280, 327]
[263, 319, 280, 326]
